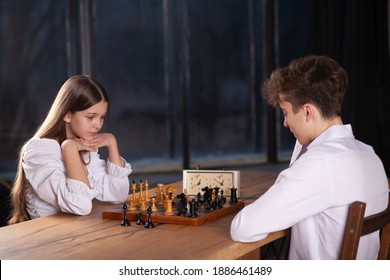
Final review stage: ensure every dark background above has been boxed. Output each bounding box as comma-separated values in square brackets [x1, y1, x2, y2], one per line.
[0, 0, 389, 180]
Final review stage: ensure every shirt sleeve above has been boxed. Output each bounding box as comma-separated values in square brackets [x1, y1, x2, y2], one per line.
[23, 138, 99, 215]
[86, 151, 132, 203]
[230, 153, 333, 242]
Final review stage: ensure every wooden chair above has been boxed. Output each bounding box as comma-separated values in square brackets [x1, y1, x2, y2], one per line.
[340, 201, 390, 259]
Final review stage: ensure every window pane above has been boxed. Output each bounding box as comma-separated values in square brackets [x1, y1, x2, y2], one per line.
[95, 0, 171, 168]
[277, 0, 311, 159]
[0, 0, 67, 175]
[187, 0, 265, 165]
[95, 0, 265, 171]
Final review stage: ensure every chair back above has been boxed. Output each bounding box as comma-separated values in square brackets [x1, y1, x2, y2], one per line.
[340, 201, 390, 259]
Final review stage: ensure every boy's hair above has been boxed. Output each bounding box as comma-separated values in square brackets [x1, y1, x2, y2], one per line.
[262, 55, 348, 118]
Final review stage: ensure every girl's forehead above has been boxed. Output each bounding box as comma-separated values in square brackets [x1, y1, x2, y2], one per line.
[91, 100, 107, 108]
[83, 101, 108, 113]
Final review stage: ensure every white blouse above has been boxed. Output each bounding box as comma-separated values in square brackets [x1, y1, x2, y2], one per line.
[23, 138, 132, 219]
[230, 124, 389, 259]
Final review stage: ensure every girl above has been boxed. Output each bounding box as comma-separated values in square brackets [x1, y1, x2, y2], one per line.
[9, 75, 132, 224]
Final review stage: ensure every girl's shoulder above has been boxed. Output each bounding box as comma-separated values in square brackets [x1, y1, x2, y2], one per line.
[24, 138, 62, 158]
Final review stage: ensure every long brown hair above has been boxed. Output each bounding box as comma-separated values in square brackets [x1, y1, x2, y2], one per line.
[9, 75, 109, 224]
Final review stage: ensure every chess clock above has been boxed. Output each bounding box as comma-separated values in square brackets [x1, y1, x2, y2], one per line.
[183, 170, 240, 198]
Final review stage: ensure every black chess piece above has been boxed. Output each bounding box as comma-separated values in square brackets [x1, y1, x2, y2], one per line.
[188, 198, 198, 218]
[144, 206, 155, 228]
[120, 204, 131, 226]
[213, 187, 222, 209]
[220, 190, 227, 204]
[176, 193, 188, 216]
[169, 192, 176, 206]
[214, 196, 223, 209]
[230, 187, 238, 204]
[136, 212, 145, 225]
[205, 188, 213, 211]
[196, 192, 203, 205]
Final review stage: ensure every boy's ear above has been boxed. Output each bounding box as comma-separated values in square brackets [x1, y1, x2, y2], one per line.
[302, 104, 314, 119]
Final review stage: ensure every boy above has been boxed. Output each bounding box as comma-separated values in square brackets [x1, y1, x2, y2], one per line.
[230, 55, 388, 259]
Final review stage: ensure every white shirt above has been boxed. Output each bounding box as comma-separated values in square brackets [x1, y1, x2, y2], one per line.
[230, 124, 388, 259]
[23, 138, 132, 219]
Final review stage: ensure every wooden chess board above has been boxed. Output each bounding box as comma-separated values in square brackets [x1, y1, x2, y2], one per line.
[102, 201, 245, 226]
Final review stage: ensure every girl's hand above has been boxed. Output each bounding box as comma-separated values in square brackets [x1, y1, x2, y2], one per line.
[94, 133, 117, 149]
[73, 133, 116, 151]
[62, 138, 96, 152]
[64, 133, 123, 167]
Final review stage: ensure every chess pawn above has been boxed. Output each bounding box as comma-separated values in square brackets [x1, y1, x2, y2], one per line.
[151, 197, 158, 212]
[165, 198, 174, 216]
[121, 204, 131, 226]
[139, 197, 148, 211]
[188, 198, 198, 218]
[129, 196, 137, 211]
[230, 186, 238, 204]
[144, 180, 151, 202]
[144, 206, 155, 228]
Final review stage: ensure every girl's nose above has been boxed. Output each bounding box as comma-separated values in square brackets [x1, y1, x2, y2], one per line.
[94, 118, 103, 130]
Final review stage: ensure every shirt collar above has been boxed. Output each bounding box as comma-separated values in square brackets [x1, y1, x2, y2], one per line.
[308, 124, 354, 149]
[289, 124, 354, 165]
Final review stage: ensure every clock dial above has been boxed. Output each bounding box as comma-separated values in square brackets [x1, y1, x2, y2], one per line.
[188, 173, 210, 193]
[183, 170, 240, 197]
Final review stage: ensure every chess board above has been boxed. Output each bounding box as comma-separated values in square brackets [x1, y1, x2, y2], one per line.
[102, 201, 245, 226]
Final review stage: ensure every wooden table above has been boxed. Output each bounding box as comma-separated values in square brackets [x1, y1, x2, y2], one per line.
[0, 172, 289, 260]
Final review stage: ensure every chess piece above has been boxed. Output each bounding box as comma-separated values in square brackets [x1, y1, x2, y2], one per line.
[220, 190, 227, 204]
[202, 187, 213, 211]
[136, 212, 145, 225]
[165, 198, 174, 216]
[139, 197, 147, 211]
[131, 180, 138, 205]
[137, 180, 144, 204]
[165, 185, 176, 201]
[144, 180, 151, 202]
[151, 197, 158, 212]
[120, 204, 131, 226]
[176, 193, 188, 216]
[230, 187, 238, 204]
[129, 196, 137, 211]
[188, 198, 198, 218]
[144, 206, 155, 228]
[196, 192, 203, 205]
[213, 187, 223, 209]
[156, 183, 165, 205]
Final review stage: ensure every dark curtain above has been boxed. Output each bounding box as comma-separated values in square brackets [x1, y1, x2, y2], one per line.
[310, 0, 390, 176]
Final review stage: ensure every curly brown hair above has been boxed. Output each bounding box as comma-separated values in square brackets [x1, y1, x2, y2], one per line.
[262, 55, 348, 119]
